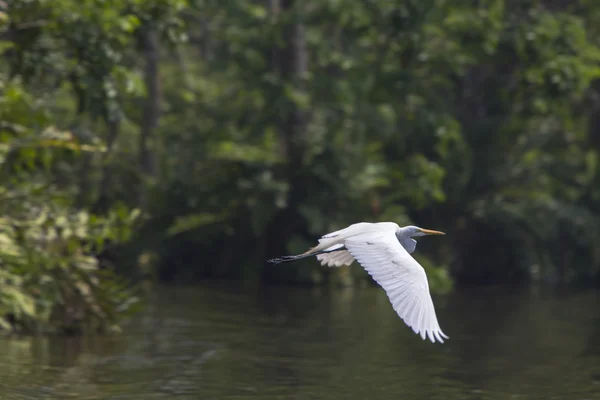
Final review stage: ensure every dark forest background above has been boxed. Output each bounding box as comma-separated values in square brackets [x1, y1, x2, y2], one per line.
[2, 0, 600, 333]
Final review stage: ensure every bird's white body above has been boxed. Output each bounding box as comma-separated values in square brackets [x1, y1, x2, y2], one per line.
[269, 222, 449, 343]
[316, 222, 403, 267]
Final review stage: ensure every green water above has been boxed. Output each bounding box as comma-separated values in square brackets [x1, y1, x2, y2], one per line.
[1, 283, 599, 399]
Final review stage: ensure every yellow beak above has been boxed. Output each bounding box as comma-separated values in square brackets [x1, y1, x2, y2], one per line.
[418, 228, 445, 236]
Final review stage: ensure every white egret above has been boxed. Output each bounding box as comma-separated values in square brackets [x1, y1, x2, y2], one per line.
[267, 222, 449, 343]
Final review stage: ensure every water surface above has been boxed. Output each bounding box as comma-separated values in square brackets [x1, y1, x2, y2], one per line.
[1, 283, 599, 399]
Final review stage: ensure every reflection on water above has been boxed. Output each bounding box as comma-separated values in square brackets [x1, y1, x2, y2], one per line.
[0, 283, 599, 399]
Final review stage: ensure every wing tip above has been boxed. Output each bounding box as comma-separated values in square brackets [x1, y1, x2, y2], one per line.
[419, 329, 449, 344]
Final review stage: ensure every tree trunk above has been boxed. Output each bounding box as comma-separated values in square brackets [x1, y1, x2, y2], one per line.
[139, 25, 161, 209]
[94, 117, 121, 212]
[263, 0, 310, 282]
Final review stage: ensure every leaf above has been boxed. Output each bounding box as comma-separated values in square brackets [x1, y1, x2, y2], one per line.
[167, 213, 226, 237]
[2, 286, 36, 318]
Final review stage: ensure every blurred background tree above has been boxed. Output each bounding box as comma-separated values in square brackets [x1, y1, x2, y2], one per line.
[2, 0, 600, 331]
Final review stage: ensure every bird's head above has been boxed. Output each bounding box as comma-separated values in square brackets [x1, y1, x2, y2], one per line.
[404, 225, 445, 237]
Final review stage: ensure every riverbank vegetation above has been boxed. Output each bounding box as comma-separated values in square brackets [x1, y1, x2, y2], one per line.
[2, 0, 600, 332]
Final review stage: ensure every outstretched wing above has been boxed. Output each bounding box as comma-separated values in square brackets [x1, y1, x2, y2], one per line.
[344, 230, 448, 343]
[315, 223, 416, 266]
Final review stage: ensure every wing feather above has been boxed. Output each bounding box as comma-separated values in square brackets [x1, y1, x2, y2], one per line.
[317, 249, 355, 267]
[344, 229, 448, 343]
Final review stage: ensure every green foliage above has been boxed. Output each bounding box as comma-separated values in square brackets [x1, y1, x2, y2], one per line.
[0, 203, 142, 333]
[0, 134, 143, 333]
[0, 0, 166, 333]
[0, 76, 143, 332]
[149, 0, 600, 288]
[5, 0, 600, 312]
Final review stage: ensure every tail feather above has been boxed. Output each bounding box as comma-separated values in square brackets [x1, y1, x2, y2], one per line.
[267, 223, 371, 265]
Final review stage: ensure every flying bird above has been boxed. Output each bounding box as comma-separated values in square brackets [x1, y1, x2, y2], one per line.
[267, 222, 449, 343]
